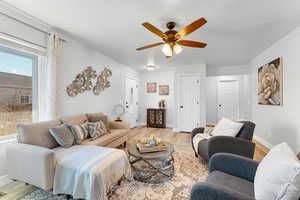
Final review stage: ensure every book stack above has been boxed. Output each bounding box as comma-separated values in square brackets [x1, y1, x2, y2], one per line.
[136, 143, 168, 153]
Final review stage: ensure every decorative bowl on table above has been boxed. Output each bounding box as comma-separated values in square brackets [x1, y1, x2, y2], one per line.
[137, 135, 166, 153]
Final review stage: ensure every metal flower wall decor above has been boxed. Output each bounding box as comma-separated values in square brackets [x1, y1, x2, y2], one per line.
[66, 66, 112, 97]
[93, 67, 112, 95]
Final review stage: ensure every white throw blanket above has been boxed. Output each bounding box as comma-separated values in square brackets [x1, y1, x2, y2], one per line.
[53, 145, 132, 200]
[193, 133, 212, 154]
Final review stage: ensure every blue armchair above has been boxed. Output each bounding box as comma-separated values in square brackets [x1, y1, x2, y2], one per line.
[191, 153, 258, 200]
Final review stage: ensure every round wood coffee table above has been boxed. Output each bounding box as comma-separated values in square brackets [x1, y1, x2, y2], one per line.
[127, 141, 175, 184]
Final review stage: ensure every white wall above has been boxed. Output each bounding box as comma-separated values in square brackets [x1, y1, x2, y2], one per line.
[139, 71, 175, 127]
[250, 26, 300, 152]
[56, 33, 139, 120]
[206, 75, 251, 124]
[207, 65, 250, 76]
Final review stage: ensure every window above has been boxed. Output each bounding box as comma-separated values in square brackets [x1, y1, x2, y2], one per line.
[0, 45, 37, 136]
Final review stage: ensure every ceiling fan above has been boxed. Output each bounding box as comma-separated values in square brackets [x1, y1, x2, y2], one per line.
[136, 18, 207, 58]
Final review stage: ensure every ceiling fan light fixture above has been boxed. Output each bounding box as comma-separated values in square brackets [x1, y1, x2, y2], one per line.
[162, 43, 172, 57]
[173, 44, 183, 54]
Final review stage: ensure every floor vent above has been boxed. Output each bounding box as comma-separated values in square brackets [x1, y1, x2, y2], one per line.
[0, 191, 6, 197]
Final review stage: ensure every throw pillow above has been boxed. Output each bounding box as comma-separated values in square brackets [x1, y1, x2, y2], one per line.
[211, 118, 243, 137]
[254, 143, 300, 200]
[70, 122, 89, 144]
[49, 124, 74, 148]
[86, 113, 110, 133]
[88, 121, 107, 140]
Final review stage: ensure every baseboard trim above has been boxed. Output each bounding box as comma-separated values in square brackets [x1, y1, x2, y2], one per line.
[253, 135, 273, 149]
[0, 175, 12, 187]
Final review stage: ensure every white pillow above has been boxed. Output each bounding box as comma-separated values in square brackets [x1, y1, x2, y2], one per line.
[254, 143, 300, 200]
[211, 118, 243, 137]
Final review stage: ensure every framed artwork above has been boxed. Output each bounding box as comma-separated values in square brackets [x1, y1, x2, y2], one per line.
[147, 82, 157, 93]
[258, 57, 283, 105]
[159, 85, 169, 95]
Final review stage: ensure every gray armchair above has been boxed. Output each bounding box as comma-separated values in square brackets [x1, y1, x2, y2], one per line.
[191, 153, 258, 200]
[191, 121, 256, 162]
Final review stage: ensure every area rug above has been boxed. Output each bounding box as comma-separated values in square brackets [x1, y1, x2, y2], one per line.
[18, 149, 208, 200]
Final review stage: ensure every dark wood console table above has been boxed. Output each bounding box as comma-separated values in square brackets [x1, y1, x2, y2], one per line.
[147, 108, 166, 128]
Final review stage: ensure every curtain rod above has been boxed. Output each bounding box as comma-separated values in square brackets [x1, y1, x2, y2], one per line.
[0, 11, 66, 42]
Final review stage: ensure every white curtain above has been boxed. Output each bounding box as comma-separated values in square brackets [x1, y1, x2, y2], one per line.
[38, 33, 61, 121]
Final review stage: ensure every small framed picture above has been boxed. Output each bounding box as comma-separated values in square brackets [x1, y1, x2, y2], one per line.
[159, 85, 169, 95]
[147, 82, 157, 93]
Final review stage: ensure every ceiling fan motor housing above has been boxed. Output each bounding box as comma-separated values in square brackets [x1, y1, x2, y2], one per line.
[166, 21, 176, 30]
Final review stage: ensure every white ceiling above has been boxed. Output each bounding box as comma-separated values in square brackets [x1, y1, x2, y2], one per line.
[3, 0, 300, 71]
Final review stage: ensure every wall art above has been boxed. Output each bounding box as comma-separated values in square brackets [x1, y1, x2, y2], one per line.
[159, 85, 169, 95]
[146, 82, 157, 93]
[66, 66, 112, 97]
[66, 66, 97, 97]
[93, 67, 112, 95]
[258, 57, 283, 105]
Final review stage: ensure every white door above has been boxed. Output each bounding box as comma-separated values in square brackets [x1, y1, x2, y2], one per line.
[217, 80, 239, 121]
[124, 77, 139, 127]
[178, 76, 201, 132]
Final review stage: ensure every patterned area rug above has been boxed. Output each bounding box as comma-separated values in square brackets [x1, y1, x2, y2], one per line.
[18, 150, 208, 200]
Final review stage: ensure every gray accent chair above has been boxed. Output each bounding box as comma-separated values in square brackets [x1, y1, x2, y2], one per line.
[191, 121, 256, 162]
[191, 153, 258, 200]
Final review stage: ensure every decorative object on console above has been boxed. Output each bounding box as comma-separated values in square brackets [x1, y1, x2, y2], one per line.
[66, 66, 97, 97]
[146, 82, 157, 93]
[158, 99, 166, 108]
[93, 67, 112, 95]
[147, 108, 166, 128]
[159, 85, 169, 95]
[258, 57, 283, 105]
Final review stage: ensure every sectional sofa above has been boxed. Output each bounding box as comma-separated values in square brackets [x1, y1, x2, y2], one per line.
[6, 113, 130, 190]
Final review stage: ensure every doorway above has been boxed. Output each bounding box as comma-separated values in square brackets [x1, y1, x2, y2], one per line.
[124, 77, 139, 127]
[217, 80, 239, 121]
[177, 75, 201, 132]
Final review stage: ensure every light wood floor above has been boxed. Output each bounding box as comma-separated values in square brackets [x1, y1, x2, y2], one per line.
[0, 126, 267, 199]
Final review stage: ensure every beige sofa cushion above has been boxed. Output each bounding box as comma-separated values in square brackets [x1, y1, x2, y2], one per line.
[86, 113, 110, 132]
[82, 129, 127, 146]
[60, 114, 88, 125]
[17, 120, 61, 149]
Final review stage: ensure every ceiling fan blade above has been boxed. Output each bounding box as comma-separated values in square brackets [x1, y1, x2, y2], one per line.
[175, 18, 207, 39]
[136, 42, 165, 51]
[177, 40, 207, 48]
[142, 23, 168, 39]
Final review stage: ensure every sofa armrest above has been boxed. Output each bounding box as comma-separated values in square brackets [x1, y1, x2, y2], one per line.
[109, 121, 130, 129]
[209, 153, 259, 182]
[191, 127, 205, 139]
[6, 143, 55, 190]
[191, 182, 255, 200]
[207, 136, 256, 159]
